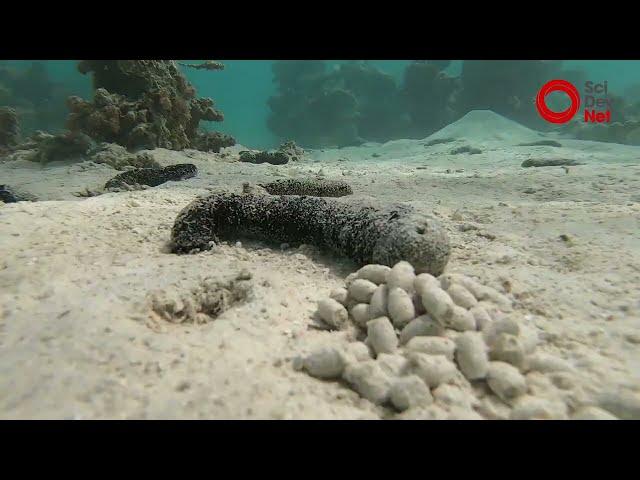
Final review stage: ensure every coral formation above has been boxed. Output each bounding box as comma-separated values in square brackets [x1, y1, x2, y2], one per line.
[401, 61, 458, 136]
[26, 130, 94, 164]
[170, 194, 450, 275]
[104, 164, 198, 190]
[277, 141, 306, 162]
[239, 141, 306, 165]
[0, 106, 19, 148]
[266, 60, 572, 147]
[191, 131, 236, 153]
[88, 143, 160, 170]
[259, 178, 353, 197]
[0, 61, 83, 136]
[456, 60, 563, 130]
[266, 60, 640, 148]
[561, 119, 640, 145]
[10, 131, 164, 170]
[268, 61, 406, 148]
[67, 61, 235, 152]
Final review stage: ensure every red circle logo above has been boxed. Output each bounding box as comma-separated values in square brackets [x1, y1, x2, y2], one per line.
[536, 79, 580, 124]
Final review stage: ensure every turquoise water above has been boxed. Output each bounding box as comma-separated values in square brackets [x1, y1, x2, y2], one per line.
[2, 60, 640, 148]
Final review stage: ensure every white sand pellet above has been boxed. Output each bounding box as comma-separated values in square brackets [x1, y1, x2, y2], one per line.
[408, 352, 458, 388]
[447, 283, 478, 309]
[387, 287, 416, 328]
[487, 361, 527, 402]
[303, 347, 346, 379]
[455, 331, 489, 380]
[343, 360, 392, 405]
[356, 264, 391, 284]
[390, 375, 433, 412]
[348, 279, 378, 303]
[317, 298, 348, 330]
[366, 316, 398, 355]
[405, 337, 456, 361]
[399, 315, 445, 345]
[368, 284, 389, 319]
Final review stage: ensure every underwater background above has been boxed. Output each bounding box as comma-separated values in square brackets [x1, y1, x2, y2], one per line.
[2, 60, 640, 149]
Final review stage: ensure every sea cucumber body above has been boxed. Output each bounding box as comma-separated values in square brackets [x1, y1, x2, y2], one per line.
[104, 164, 197, 189]
[170, 193, 450, 275]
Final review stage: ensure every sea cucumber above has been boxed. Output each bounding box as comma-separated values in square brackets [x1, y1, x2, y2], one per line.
[516, 140, 562, 147]
[104, 164, 198, 189]
[239, 150, 289, 165]
[259, 178, 353, 197]
[450, 145, 482, 155]
[521, 158, 583, 168]
[170, 193, 450, 275]
[0, 185, 21, 203]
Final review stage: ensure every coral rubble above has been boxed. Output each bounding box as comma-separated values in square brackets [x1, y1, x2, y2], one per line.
[27, 130, 94, 164]
[89, 143, 160, 170]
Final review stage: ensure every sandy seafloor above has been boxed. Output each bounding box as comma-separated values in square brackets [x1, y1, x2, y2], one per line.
[1, 111, 639, 419]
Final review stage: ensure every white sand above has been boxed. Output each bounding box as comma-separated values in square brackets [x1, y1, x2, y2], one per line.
[1, 111, 639, 419]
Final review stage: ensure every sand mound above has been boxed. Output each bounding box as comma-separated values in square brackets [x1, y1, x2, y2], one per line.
[425, 110, 545, 144]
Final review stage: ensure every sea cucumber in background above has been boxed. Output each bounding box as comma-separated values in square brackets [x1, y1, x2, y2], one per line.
[259, 178, 353, 197]
[104, 164, 198, 190]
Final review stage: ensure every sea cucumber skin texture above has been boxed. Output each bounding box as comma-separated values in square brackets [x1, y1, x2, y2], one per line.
[260, 179, 353, 197]
[104, 164, 198, 189]
[170, 193, 450, 275]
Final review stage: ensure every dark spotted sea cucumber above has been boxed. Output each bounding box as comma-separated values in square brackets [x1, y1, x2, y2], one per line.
[259, 178, 353, 197]
[170, 193, 450, 275]
[104, 164, 198, 189]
